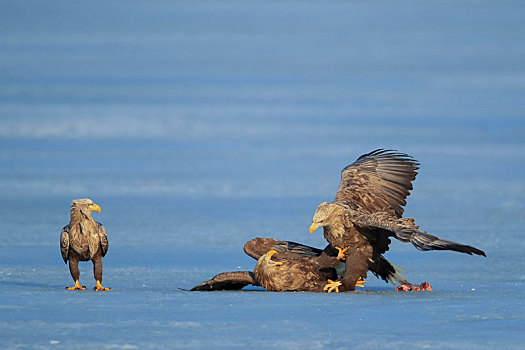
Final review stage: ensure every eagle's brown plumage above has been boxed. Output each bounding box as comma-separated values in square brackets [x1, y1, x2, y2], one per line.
[60, 198, 109, 291]
[191, 237, 408, 292]
[245, 237, 408, 286]
[244, 237, 327, 260]
[190, 271, 258, 291]
[191, 238, 340, 292]
[310, 149, 486, 292]
[253, 249, 340, 292]
[334, 149, 419, 217]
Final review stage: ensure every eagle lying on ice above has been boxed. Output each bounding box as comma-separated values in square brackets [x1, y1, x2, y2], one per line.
[191, 238, 408, 292]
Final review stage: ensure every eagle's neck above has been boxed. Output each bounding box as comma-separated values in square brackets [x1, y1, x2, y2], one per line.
[323, 222, 345, 246]
[69, 207, 94, 227]
[323, 215, 358, 248]
[254, 256, 278, 291]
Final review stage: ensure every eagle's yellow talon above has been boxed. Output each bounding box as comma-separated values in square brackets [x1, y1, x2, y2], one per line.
[94, 280, 110, 291]
[355, 277, 366, 288]
[335, 246, 349, 261]
[323, 279, 342, 293]
[66, 280, 86, 291]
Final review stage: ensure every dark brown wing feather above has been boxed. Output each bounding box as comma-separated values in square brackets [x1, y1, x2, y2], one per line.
[352, 211, 486, 256]
[191, 271, 258, 291]
[334, 149, 419, 217]
[97, 222, 109, 257]
[243, 237, 322, 260]
[60, 225, 70, 263]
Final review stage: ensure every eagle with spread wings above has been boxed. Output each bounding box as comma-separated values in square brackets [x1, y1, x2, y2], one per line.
[309, 149, 486, 292]
[60, 198, 110, 291]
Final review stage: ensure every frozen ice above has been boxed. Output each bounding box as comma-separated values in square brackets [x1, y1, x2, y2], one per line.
[1, 1, 524, 349]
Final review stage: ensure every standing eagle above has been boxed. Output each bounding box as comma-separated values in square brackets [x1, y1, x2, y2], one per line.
[191, 237, 406, 292]
[60, 198, 109, 291]
[309, 149, 486, 292]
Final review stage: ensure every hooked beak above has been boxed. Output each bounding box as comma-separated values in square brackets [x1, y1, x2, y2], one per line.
[90, 203, 101, 213]
[309, 222, 319, 234]
[265, 250, 282, 266]
[266, 250, 278, 258]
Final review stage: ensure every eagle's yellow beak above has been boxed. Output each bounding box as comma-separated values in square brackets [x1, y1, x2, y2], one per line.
[265, 250, 282, 266]
[90, 203, 101, 212]
[266, 250, 278, 258]
[309, 222, 318, 234]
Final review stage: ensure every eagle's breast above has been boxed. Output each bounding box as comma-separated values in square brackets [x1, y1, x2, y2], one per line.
[69, 220, 100, 260]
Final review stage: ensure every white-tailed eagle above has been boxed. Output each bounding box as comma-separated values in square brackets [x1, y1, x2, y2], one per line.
[60, 198, 109, 291]
[309, 149, 485, 292]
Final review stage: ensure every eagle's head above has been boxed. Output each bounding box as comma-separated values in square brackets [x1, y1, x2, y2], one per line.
[71, 198, 101, 218]
[309, 202, 346, 234]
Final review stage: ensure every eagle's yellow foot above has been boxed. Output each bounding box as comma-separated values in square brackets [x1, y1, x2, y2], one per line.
[66, 280, 86, 291]
[323, 279, 342, 293]
[355, 277, 366, 288]
[94, 280, 110, 291]
[335, 246, 349, 261]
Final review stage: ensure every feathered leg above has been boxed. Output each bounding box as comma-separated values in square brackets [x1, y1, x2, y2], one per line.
[66, 258, 86, 290]
[339, 245, 371, 292]
[92, 256, 110, 291]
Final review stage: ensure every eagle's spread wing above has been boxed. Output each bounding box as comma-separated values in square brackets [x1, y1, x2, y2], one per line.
[191, 271, 258, 291]
[97, 222, 108, 257]
[244, 237, 323, 260]
[351, 211, 486, 256]
[272, 240, 322, 257]
[334, 149, 419, 217]
[60, 226, 70, 264]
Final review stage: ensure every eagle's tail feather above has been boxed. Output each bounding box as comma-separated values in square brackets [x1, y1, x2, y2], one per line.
[386, 260, 410, 286]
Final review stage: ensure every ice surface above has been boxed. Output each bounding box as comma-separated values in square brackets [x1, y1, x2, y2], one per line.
[1, 1, 524, 349]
